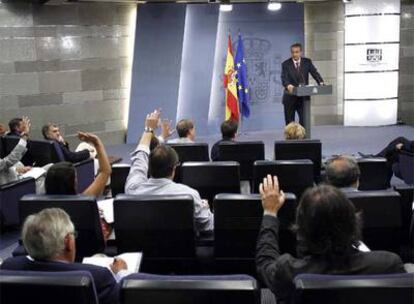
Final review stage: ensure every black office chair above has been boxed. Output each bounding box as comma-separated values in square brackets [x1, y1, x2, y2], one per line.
[168, 143, 210, 162]
[357, 158, 389, 190]
[181, 161, 240, 206]
[213, 193, 297, 274]
[253, 160, 314, 199]
[111, 164, 131, 196]
[294, 273, 414, 304]
[274, 140, 322, 181]
[3, 137, 62, 167]
[114, 194, 196, 273]
[0, 178, 36, 229]
[346, 191, 402, 253]
[121, 273, 260, 304]
[168, 143, 210, 182]
[394, 185, 414, 244]
[18, 195, 105, 260]
[218, 141, 265, 181]
[0, 270, 98, 304]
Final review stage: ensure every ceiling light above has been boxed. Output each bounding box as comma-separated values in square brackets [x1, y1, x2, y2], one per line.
[220, 4, 233, 12]
[268, 2, 282, 11]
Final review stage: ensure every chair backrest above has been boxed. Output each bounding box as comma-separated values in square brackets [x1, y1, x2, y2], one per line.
[214, 193, 297, 258]
[0, 136, 5, 158]
[19, 195, 105, 259]
[168, 143, 210, 162]
[253, 160, 314, 199]
[346, 191, 402, 252]
[357, 158, 389, 190]
[121, 273, 260, 304]
[168, 143, 210, 183]
[274, 140, 322, 180]
[294, 273, 414, 304]
[114, 194, 196, 258]
[0, 270, 98, 304]
[399, 150, 414, 185]
[4, 137, 63, 166]
[394, 185, 414, 244]
[0, 178, 36, 228]
[74, 158, 95, 193]
[218, 141, 265, 180]
[181, 162, 241, 205]
[111, 164, 131, 196]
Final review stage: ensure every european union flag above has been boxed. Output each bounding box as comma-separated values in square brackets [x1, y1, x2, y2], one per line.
[235, 34, 250, 118]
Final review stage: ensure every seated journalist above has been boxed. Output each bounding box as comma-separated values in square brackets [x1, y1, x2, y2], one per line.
[256, 176, 405, 304]
[1, 208, 129, 304]
[125, 109, 214, 233]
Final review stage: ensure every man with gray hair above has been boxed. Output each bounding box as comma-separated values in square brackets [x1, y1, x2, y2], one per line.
[1, 208, 127, 304]
[325, 155, 361, 191]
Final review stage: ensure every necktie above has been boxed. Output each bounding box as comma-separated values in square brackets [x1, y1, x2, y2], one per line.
[295, 62, 300, 70]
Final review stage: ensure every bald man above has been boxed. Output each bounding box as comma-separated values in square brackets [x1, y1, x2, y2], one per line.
[325, 156, 361, 192]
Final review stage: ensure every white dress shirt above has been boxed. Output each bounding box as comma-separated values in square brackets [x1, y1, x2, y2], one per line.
[125, 144, 214, 233]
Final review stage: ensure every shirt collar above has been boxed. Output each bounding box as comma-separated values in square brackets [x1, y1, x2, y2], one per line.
[293, 57, 301, 65]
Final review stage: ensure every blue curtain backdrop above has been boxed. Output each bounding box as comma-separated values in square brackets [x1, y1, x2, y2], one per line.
[127, 3, 304, 143]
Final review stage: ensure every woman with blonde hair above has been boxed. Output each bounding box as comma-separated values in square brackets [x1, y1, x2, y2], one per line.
[284, 122, 306, 140]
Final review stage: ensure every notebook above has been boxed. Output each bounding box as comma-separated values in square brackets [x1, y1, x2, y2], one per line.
[82, 252, 142, 273]
[97, 198, 114, 224]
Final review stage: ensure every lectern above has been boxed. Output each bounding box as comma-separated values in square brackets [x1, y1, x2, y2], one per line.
[291, 84, 332, 138]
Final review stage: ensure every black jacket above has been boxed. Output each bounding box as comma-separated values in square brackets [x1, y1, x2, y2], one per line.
[281, 57, 324, 104]
[1, 256, 120, 304]
[256, 215, 405, 304]
[210, 138, 234, 161]
[56, 141, 90, 163]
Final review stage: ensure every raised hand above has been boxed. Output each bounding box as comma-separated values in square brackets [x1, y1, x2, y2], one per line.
[77, 131, 101, 146]
[21, 116, 31, 134]
[145, 109, 161, 130]
[161, 119, 175, 140]
[259, 175, 286, 216]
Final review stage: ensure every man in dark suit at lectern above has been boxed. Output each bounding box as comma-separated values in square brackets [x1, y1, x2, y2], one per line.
[281, 43, 324, 126]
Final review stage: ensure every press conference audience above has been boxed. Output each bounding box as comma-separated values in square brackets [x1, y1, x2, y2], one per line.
[0, 123, 7, 136]
[325, 155, 360, 191]
[360, 136, 414, 185]
[284, 122, 306, 140]
[6, 117, 25, 138]
[168, 119, 196, 144]
[125, 110, 214, 233]
[211, 119, 238, 161]
[0, 208, 127, 304]
[42, 123, 91, 163]
[0, 117, 31, 185]
[45, 132, 111, 196]
[256, 177, 405, 304]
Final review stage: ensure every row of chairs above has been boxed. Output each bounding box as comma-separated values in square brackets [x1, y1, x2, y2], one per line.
[1, 270, 413, 304]
[0, 136, 95, 229]
[112, 159, 390, 202]
[12, 188, 413, 272]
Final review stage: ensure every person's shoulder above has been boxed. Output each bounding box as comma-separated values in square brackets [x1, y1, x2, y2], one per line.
[302, 57, 312, 63]
[70, 262, 115, 280]
[173, 182, 201, 197]
[357, 250, 404, 272]
[0, 256, 29, 269]
[282, 58, 292, 65]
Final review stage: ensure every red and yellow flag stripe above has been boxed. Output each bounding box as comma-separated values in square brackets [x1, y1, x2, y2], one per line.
[223, 35, 240, 122]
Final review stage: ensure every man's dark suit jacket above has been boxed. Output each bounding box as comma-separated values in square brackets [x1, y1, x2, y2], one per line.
[56, 141, 90, 163]
[281, 57, 324, 105]
[1, 256, 120, 304]
[256, 215, 406, 304]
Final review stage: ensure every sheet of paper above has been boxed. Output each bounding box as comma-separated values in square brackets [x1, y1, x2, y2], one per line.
[21, 167, 46, 180]
[97, 198, 114, 224]
[82, 252, 142, 273]
[357, 241, 370, 252]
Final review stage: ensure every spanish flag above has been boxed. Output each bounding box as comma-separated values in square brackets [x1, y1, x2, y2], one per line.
[223, 35, 240, 121]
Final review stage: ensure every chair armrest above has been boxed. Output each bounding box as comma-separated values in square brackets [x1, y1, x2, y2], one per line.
[0, 177, 35, 191]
